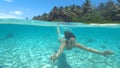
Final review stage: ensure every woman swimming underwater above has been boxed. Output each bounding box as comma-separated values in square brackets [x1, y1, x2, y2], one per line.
[50, 26, 114, 62]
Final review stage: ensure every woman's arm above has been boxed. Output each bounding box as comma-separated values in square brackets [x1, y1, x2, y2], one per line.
[51, 42, 66, 61]
[75, 43, 113, 56]
[56, 43, 66, 58]
[56, 26, 61, 35]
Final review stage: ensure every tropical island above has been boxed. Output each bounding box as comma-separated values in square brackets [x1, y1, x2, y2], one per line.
[32, 0, 120, 24]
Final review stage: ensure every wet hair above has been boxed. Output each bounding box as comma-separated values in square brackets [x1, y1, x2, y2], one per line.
[64, 31, 76, 40]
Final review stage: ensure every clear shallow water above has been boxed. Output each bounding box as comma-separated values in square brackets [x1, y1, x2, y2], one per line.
[0, 20, 120, 68]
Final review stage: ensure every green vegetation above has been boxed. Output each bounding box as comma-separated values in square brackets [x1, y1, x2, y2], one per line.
[32, 0, 120, 24]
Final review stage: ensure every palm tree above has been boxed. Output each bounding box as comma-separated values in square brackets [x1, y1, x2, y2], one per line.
[82, 0, 92, 14]
[48, 6, 59, 20]
[117, 0, 120, 3]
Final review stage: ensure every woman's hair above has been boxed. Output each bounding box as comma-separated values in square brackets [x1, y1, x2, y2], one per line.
[64, 31, 76, 40]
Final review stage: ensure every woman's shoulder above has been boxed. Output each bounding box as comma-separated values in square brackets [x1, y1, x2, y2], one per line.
[58, 34, 64, 39]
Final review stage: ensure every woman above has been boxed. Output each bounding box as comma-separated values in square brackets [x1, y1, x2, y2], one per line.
[50, 26, 114, 62]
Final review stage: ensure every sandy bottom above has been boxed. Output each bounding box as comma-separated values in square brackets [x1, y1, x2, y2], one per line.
[0, 35, 120, 68]
[0, 24, 120, 68]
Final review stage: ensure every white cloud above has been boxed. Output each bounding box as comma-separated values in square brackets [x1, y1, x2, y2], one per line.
[0, 12, 23, 19]
[10, 10, 23, 15]
[14, 11, 23, 15]
[3, 0, 13, 2]
[0, 10, 24, 19]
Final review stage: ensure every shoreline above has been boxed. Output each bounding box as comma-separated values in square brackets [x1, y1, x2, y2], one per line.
[0, 23, 120, 27]
[89, 23, 120, 26]
[0, 18, 120, 27]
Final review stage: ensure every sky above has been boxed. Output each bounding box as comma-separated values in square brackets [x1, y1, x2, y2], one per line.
[0, 0, 118, 19]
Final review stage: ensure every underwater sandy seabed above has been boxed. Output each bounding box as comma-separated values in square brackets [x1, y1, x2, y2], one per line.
[0, 24, 120, 68]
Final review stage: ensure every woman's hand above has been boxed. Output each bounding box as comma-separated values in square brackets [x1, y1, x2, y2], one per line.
[50, 53, 57, 62]
[102, 50, 114, 56]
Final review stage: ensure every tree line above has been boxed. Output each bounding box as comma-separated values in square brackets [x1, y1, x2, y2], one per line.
[32, 0, 120, 23]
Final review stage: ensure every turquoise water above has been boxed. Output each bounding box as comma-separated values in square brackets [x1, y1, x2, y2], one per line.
[0, 19, 120, 68]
